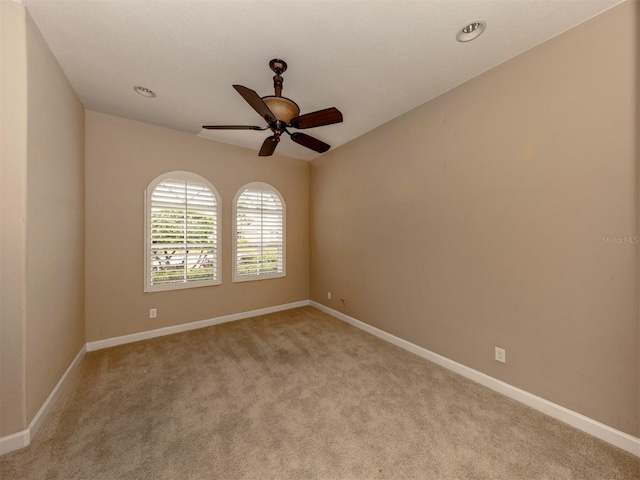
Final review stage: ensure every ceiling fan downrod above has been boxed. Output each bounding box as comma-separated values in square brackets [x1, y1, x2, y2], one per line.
[269, 58, 287, 97]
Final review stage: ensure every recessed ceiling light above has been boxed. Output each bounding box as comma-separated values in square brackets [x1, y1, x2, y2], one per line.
[133, 85, 156, 98]
[456, 20, 486, 42]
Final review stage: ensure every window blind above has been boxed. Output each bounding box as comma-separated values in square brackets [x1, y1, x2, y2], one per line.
[149, 179, 218, 286]
[235, 187, 284, 278]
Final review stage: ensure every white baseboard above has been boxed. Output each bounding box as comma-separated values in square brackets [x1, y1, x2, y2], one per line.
[29, 345, 86, 438]
[0, 345, 86, 456]
[0, 430, 29, 456]
[310, 301, 640, 458]
[86, 300, 310, 352]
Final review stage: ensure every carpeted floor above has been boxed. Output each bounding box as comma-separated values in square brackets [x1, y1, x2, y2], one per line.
[1, 306, 638, 479]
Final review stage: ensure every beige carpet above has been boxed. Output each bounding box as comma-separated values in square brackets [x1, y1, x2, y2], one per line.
[1, 306, 638, 479]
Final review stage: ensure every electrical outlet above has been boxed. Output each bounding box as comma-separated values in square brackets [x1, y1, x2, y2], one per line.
[149, 308, 157, 319]
[495, 347, 506, 363]
[327, 291, 332, 300]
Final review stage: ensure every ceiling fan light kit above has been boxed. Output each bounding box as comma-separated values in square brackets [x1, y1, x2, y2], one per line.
[262, 96, 300, 124]
[203, 59, 343, 157]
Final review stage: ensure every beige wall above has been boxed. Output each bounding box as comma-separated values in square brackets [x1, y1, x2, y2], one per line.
[24, 9, 86, 425]
[1, 1, 28, 436]
[0, 2, 85, 436]
[310, 1, 639, 436]
[85, 111, 309, 342]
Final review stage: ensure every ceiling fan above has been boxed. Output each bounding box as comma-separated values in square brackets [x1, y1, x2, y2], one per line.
[203, 59, 343, 157]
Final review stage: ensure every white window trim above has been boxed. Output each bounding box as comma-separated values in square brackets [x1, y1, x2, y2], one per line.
[232, 182, 286, 283]
[144, 171, 222, 293]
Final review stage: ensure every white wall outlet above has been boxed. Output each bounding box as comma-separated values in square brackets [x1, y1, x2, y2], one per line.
[327, 291, 332, 300]
[149, 308, 157, 318]
[495, 347, 506, 363]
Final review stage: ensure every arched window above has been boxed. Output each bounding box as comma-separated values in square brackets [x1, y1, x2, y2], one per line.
[233, 182, 285, 282]
[145, 171, 221, 292]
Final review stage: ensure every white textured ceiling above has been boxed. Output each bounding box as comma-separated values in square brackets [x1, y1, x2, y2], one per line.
[22, 0, 624, 160]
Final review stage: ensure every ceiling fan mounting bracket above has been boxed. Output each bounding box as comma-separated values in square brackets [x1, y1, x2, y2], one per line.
[269, 59, 288, 75]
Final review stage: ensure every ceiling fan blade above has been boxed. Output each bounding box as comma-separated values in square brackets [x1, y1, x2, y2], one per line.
[289, 107, 343, 129]
[202, 125, 266, 130]
[233, 85, 277, 124]
[259, 135, 280, 156]
[290, 132, 331, 153]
